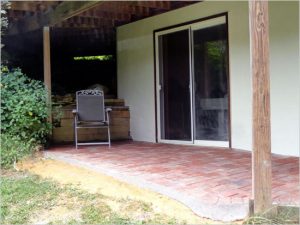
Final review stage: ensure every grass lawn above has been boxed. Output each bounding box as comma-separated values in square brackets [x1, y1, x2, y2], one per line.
[1, 170, 181, 224]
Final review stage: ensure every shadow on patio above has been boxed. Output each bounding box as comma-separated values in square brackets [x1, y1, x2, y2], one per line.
[44, 141, 299, 221]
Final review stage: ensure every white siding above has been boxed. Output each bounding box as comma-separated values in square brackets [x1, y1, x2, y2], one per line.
[117, 1, 299, 156]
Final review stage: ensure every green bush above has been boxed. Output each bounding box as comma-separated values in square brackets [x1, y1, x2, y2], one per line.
[1, 68, 51, 167]
[0, 134, 34, 168]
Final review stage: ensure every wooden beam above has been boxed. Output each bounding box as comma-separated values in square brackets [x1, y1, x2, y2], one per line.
[48, 1, 102, 26]
[8, 1, 103, 35]
[249, 0, 272, 214]
[43, 26, 52, 125]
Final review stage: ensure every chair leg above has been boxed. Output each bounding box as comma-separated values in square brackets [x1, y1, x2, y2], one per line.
[107, 126, 111, 148]
[74, 125, 78, 149]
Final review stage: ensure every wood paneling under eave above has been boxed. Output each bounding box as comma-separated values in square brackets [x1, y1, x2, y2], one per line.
[7, 1, 198, 36]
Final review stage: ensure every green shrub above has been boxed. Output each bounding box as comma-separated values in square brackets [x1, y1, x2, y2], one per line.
[0, 134, 34, 168]
[1, 68, 51, 167]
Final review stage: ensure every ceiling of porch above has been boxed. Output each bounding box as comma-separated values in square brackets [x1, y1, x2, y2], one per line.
[4, 1, 199, 95]
[7, 1, 199, 49]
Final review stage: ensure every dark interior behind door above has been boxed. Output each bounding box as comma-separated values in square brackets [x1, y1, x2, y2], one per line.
[159, 29, 191, 141]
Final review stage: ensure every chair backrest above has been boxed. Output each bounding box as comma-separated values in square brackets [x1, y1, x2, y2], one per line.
[76, 90, 105, 122]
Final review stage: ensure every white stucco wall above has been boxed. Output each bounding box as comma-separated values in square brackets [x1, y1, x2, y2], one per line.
[269, 2, 299, 156]
[117, 1, 299, 156]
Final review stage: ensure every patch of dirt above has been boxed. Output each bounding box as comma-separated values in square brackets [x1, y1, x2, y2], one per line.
[17, 158, 220, 224]
[30, 205, 82, 224]
[113, 199, 153, 221]
[29, 191, 82, 224]
[1, 169, 29, 179]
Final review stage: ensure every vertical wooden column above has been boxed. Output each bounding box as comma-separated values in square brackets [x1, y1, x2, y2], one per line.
[249, 1, 272, 214]
[43, 26, 52, 125]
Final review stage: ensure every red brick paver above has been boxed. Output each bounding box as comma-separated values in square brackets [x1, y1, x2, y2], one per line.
[45, 141, 299, 221]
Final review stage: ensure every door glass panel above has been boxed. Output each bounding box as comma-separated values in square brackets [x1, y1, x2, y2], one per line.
[193, 24, 229, 141]
[158, 29, 191, 141]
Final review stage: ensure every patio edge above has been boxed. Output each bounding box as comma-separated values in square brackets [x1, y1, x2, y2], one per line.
[44, 151, 249, 221]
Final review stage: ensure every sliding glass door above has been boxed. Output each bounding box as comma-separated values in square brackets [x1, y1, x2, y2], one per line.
[157, 28, 192, 142]
[156, 15, 229, 146]
[192, 17, 229, 144]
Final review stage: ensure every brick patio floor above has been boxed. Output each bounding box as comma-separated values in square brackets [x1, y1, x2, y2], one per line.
[44, 141, 299, 221]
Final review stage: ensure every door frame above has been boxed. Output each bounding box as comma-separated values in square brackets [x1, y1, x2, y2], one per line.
[153, 13, 231, 148]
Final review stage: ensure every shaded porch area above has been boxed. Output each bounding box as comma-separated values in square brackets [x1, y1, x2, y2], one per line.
[44, 141, 299, 221]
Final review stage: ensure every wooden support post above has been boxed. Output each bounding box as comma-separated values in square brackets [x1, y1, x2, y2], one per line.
[43, 26, 52, 125]
[249, 1, 272, 214]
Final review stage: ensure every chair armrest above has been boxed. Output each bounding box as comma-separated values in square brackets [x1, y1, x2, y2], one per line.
[72, 110, 78, 122]
[105, 108, 112, 124]
[105, 107, 112, 113]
